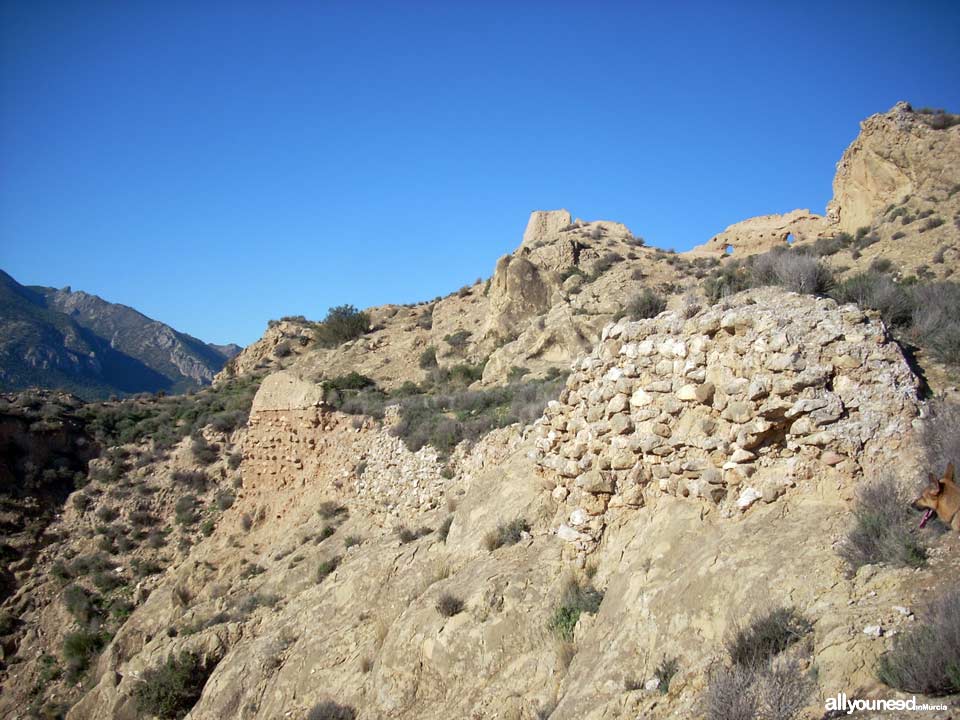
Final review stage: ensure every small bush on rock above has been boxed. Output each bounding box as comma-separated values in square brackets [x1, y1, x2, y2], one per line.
[725, 607, 811, 668]
[314, 305, 370, 348]
[436, 593, 465, 617]
[134, 651, 215, 719]
[307, 701, 357, 720]
[624, 289, 667, 319]
[484, 518, 529, 551]
[919, 399, 960, 481]
[877, 588, 960, 695]
[547, 576, 603, 642]
[838, 474, 927, 571]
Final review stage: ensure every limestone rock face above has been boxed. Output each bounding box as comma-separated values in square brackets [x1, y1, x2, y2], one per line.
[250, 370, 325, 413]
[521, 209, 573, 248]
[690, 209, 827, 258]
[483, 254, 554, 343]
[828, 101, 960, 233]
[534, 287, 920, 550]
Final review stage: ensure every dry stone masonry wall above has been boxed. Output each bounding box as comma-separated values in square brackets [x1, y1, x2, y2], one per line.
[533, 288, 921, 552]
[241, 371, 522, 523]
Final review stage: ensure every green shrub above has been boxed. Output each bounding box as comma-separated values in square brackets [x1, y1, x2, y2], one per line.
[443, 330, 472, 350]
[171, 469, 209, 491]
[839, 474, 928, 571]
[134, 651, 215, 719]
[72, 493, 92, 512]
[624, 289, 667, 319]
[484, 518, 529, 551]
[656, 655, 679, 694]
[317, 556, 341, 583]
[419, 346, 438, 369]
[831, 272, 913, 326]
[95, 506, 119, 523]
[589, 252, 622, 279]
[876, 588, 960, 695]
[704, 264, 751, 302]
[190, 435, 219, 465]
[909, 282, 960, 364]
[344, 535, 362, 548]
[62, 630, 105, 680]
[92, 570, 124, 593]
[314, 305, 370, 348]
[174, 495, 199, 526]
[215, 491, 235, 511]
[62, 584, 99, 624]
[325, 372, 376, 392]
[547, 576, 603, 641]
[750, 251, 834, 295]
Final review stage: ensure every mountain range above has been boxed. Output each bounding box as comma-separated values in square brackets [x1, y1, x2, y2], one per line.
[0, 270, 239, 398]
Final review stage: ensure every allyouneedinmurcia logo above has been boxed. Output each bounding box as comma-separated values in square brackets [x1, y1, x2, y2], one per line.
[825, 692, 948, 714]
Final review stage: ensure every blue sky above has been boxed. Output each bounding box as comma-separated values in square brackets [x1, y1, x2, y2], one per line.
[2, 1, 959, 346]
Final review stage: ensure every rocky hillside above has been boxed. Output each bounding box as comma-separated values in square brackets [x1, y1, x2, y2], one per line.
[1, 103, 959, 720]
[0, 270, 239, 399]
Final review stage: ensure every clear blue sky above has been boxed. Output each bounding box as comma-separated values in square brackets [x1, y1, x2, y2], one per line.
[2, 1, 959, 346]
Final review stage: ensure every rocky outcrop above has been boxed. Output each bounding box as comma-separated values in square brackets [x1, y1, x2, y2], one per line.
[534, 288, 920, 554]
[828, 101, 960, 233]
[689, 209, 826, 258]
[215, 320, 315, 383]
[482, 254, 554, 344]
[521, 209, 573, 248]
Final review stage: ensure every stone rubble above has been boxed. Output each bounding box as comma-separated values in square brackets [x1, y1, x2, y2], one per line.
[533, 288, 920, 551]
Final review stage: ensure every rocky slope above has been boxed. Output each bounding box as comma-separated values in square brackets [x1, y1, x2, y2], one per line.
[0, 271, 239, 399]
[1, 103, 959, 720]
[692, 103, 960, 283]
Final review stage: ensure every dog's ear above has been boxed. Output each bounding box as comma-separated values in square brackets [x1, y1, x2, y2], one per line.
[928, 474, 942, 495]
[946, 463, 955, 483]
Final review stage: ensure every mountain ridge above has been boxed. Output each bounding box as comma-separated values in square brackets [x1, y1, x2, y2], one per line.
[0, 270, 238, 398]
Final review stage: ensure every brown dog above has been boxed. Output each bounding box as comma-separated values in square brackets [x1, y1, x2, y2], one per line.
[915, 462, 960, 531]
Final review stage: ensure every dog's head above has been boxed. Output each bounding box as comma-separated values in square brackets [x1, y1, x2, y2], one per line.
[913, 462, 955, 528]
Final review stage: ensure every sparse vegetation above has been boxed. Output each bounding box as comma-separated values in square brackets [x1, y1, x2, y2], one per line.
[80, 373, 262, 449]
[437, 516, 453, 542]
[484, 518, 529, 551]
[623, 289, 667, 319]
[725, 607, 811, 669]
[171, 469, 209, 491]
[443, 330, 472, 351]
[316, 556, 341, 582]
[313, 305, 371, 348]
[705, 608, 813, 720]
[418, 346, 438, 369]
[134, 651, 216, 720]
[656, 655, 680, 694]
[318, 501, 347, 519]
[307, 701, 357, 720]
[876, 588, 960, 695]
[436, 592, 465, 617]
[919, 399, 960, 481]
[547, 575, 603, 642]
[62, 630, 106, 680]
